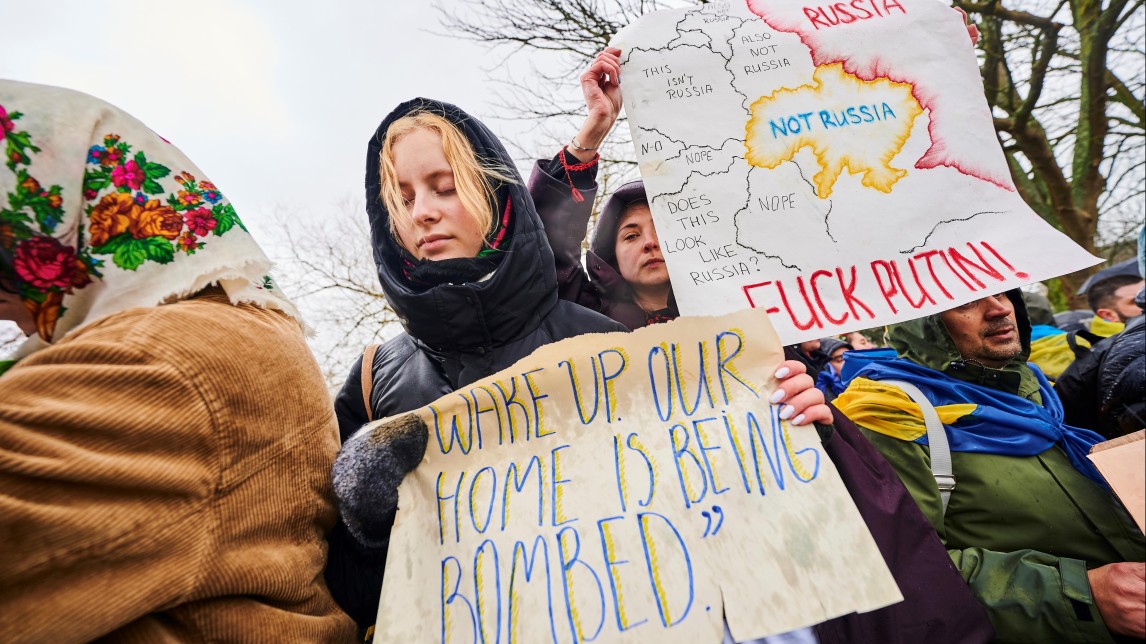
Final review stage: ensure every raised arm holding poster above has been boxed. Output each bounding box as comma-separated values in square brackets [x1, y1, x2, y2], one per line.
[348, 309, 902, 643]
[612, 0, 1100, 342]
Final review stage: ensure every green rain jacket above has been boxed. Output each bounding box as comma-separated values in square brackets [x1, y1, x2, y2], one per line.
[846, 291, 1144, 643]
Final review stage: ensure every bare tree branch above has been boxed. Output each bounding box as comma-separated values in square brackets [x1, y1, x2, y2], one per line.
[963, 0, 1143, 301]
[265, 199, 400, 391]
[436, 0, 1143, 306]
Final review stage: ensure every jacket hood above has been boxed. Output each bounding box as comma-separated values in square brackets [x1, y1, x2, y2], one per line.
[590, 180, 647, 266]
[1022, 290, 1055, 326]
[820, 337, 853, 358]
[365, 98, 558, 353]
[886, 290, 1036, 395]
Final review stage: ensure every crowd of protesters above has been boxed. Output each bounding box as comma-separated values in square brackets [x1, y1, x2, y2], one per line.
[2, 9, 1144, 643]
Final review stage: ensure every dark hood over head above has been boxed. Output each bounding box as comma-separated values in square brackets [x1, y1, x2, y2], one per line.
[582, 179, 679, 324]
[886, 289, 1036, 395]
[590, 180, 647, 267]
[586, 180, 648, 301]
[364, 98, 558, 352]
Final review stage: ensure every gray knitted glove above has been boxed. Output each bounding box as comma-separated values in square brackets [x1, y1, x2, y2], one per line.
[332, 413, 428, 548]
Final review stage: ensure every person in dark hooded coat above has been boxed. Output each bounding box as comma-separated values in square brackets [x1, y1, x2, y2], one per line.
[1056, 288, 1146, 439]
[324, 98, 840, 637]
[534, 173, 677, 328]
[528, 48, 677, 330]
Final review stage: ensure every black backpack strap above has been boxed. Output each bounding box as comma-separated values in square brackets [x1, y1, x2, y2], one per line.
[1066, 329, 1103, 358]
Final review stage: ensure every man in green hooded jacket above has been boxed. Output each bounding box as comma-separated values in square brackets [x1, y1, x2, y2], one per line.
[834, 290, 1144, 642]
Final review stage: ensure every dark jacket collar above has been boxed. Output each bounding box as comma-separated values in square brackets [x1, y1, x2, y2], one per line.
[364, 98, 558, 353]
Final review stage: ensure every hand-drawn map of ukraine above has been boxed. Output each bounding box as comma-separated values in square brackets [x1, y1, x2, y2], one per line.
[614, 0, 1099, 343]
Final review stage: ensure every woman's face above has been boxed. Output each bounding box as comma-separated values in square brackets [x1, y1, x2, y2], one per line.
[614, 203, 669, 290]
[390, 128, 485, 261]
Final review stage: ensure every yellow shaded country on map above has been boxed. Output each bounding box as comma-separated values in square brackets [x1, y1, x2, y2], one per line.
[745, 63, 923, 198]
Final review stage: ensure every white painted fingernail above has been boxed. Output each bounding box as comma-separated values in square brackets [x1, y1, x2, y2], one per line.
[779, 405, 796, 420]
[775, 366, 791, 379]
[769, 389, 786, 404]
[792, 414, 807, 426]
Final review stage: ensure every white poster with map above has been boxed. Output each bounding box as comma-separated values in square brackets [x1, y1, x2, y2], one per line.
[613, 0, 1099, 342]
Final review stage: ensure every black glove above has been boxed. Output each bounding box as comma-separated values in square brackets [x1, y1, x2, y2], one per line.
[332, 413, 428, 548]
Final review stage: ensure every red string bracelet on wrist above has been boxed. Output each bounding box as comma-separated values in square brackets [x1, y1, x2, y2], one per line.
[561, 148, 599, 203]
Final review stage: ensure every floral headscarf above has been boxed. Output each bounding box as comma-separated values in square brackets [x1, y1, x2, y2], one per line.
[0, 80, 300, 367]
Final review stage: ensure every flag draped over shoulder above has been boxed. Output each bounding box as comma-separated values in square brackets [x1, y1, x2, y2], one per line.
[835, 356, 1108, 487]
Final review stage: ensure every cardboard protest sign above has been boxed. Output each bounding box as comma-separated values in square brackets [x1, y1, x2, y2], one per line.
[612, 0, 1100, 343]
[371, 309, 901, 643]
[1089, 430, 1145, 533]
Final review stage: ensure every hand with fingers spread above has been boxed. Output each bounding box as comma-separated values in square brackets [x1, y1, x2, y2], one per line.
[770, 359, 833, 427]
[569, 47, 623, 162]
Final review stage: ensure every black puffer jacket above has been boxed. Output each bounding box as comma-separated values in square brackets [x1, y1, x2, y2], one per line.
[1057, 301, 1145, 439]
[1100, 312, 1145, 434]
[327, 98, 623, 628]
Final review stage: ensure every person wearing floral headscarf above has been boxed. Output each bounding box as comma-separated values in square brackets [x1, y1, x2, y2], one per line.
[0, 80, 355, 641]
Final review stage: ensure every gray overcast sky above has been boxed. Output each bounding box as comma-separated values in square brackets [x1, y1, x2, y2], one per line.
[0, 0, 553, 240]
[1, 0, 580, 368]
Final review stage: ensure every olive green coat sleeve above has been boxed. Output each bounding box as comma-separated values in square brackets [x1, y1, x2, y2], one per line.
[859, 428, 1144, 644]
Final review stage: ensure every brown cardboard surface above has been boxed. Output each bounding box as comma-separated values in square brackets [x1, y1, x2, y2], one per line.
[1089, 430, 1146, 533]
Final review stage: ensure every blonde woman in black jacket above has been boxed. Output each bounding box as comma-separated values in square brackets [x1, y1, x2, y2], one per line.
[324, 98, 829, 636]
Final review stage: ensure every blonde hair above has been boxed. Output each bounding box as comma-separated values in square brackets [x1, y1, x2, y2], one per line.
[378, 111, 516, 244]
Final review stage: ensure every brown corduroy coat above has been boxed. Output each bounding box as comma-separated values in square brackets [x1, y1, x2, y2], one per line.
[0, 290, 356, 642]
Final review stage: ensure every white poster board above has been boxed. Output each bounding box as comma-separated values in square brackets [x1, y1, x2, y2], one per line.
[372, 309, 901, 643]
[614, 0, 1100, 343]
